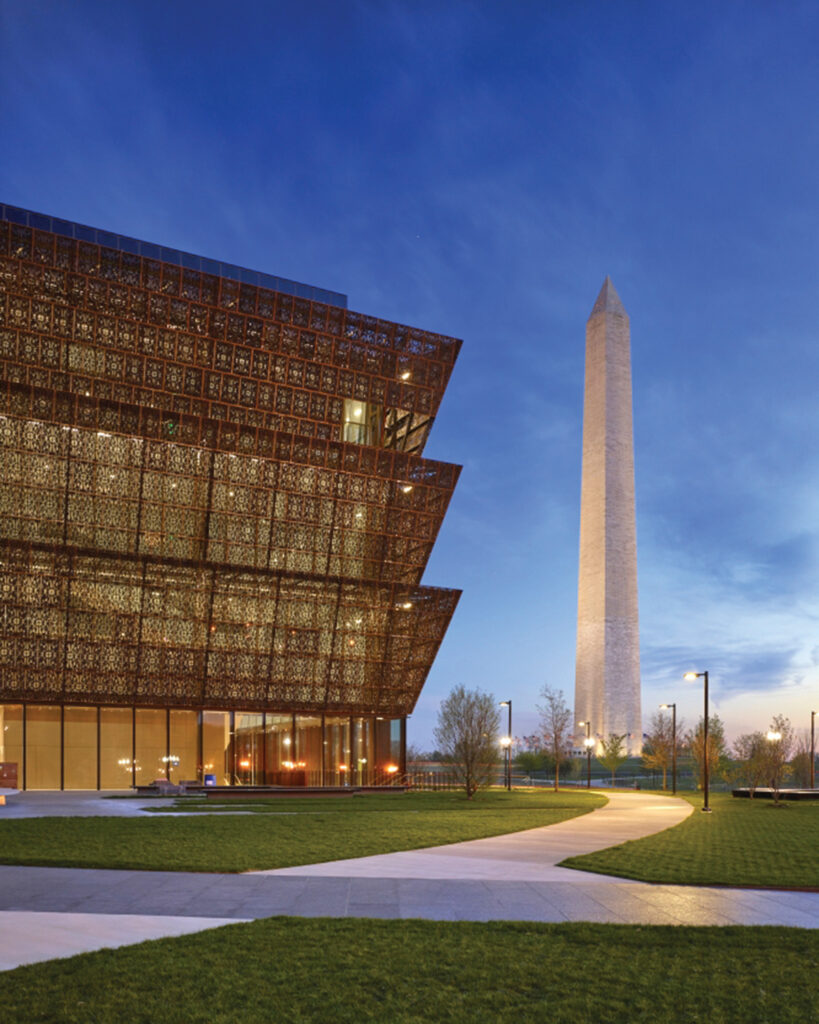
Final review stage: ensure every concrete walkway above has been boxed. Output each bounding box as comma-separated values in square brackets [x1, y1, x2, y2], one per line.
[0, 911, 249, 972]
[1, 790, 817, 972]
[0, 789, 181, 817]
[255, 789, 691, 881]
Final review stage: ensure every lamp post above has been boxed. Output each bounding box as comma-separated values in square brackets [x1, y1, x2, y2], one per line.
[578, 720, 593, 788]
[499, 700, 512, 791]
[684, 670, 711, 812]
[811, 711, 816, 790]
[659, 703, 677, 796]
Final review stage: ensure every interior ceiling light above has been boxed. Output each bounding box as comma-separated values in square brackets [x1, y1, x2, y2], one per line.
[400, 371, 411, 380]
[401, 485, 413, 493]
[353, 407, 362, 417]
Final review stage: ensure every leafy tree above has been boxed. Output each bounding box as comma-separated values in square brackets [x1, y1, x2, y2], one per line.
[730, 732, 768, 797]
[433, 686, 500, 799]
[565, 755, 583, 781]
[599, 733, 628, 786]
[685, 715, 728, 790]
[538, 686, 573, 791]
[763, 714, 794, 806]
[514, 749, 552, 776]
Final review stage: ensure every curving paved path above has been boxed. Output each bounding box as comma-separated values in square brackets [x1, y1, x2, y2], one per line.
[253, 790, 692, 881]
[1, 789, 817, 972]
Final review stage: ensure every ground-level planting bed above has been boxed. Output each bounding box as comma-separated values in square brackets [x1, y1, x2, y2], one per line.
[561, 792, 819, 888]
[1, 918, 816, 1024]
[0, 790, 605, 873]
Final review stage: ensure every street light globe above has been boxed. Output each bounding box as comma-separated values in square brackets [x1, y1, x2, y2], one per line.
[767, 731, 782, 742]
[683, 672, 698, 681]
[583, 737, 595, 748]
[499, 736, 512, 748]
[577, 720, 586, 727]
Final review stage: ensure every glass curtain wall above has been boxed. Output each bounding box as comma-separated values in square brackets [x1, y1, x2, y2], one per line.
[295, 715, 322, 786]
[324, 715, 351, 786]
[390, 718, 402, 766]
[352, 717, 374, 785]
[0, 704, 23, 788]
[135, 708, 167, 784]
[26, 705, 61, 789]
[169, 710, 199, 783]
[63, 706, 97, 789]
[100, 706, 134, 788]
[202, 711, 231, 785]
[264, 713, 294, 785]
[234, 713, 264, 785]
[6, 705, 403, 789]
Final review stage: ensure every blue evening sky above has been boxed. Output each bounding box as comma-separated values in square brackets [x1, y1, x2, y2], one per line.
[2, 1, 817, 748]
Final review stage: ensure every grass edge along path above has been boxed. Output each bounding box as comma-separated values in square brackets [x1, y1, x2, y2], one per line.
[0, 917, 816, 1024]
[560, 792, 819, 889]
[0, 789, 606, 873]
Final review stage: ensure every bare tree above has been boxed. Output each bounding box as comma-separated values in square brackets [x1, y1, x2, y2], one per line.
[764, 714, 794, 806]
[433, 686, 500, 799]
[599, 733, 629, 787]
[405, 744, 425, 766]
[685, 715, 728, 790]
[538, 686, 572, 791]
[790, 733, 813, 788]
[731, 732, 768, 797]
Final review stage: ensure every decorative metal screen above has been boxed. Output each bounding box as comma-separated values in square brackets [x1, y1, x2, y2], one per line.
[0, 212, 461, 716]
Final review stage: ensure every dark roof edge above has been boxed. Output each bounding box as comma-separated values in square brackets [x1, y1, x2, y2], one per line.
[1, 202, 348, 310]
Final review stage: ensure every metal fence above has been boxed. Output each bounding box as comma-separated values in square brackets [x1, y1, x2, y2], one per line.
[406, 765, 733, 793]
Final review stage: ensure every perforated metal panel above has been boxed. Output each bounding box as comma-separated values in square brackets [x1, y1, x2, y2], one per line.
[0, 214, 461, 715]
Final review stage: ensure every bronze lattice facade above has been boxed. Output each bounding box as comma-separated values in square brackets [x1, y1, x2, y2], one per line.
[0, 205, 461, 788]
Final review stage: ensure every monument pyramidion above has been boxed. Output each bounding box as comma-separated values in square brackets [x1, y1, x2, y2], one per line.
[574, 277, 641, 756]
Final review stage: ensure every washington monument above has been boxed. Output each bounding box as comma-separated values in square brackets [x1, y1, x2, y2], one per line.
[574, 278, 641, 755]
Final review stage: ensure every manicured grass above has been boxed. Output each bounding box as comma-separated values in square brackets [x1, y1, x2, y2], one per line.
[562, 792, 819, 888]
[0, 790, 605, 873]
[1, 917, 816, 1023]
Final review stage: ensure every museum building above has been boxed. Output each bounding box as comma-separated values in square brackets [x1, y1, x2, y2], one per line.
[0, 204, 461, 789]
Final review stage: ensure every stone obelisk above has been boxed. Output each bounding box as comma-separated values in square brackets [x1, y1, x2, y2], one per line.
[574, 277, 641, 755]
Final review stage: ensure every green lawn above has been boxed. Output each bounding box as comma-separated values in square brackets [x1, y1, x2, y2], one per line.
[1, 918, 815, 1024]
[0, 790, 605, 873]
[561, 792, 819, 888]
